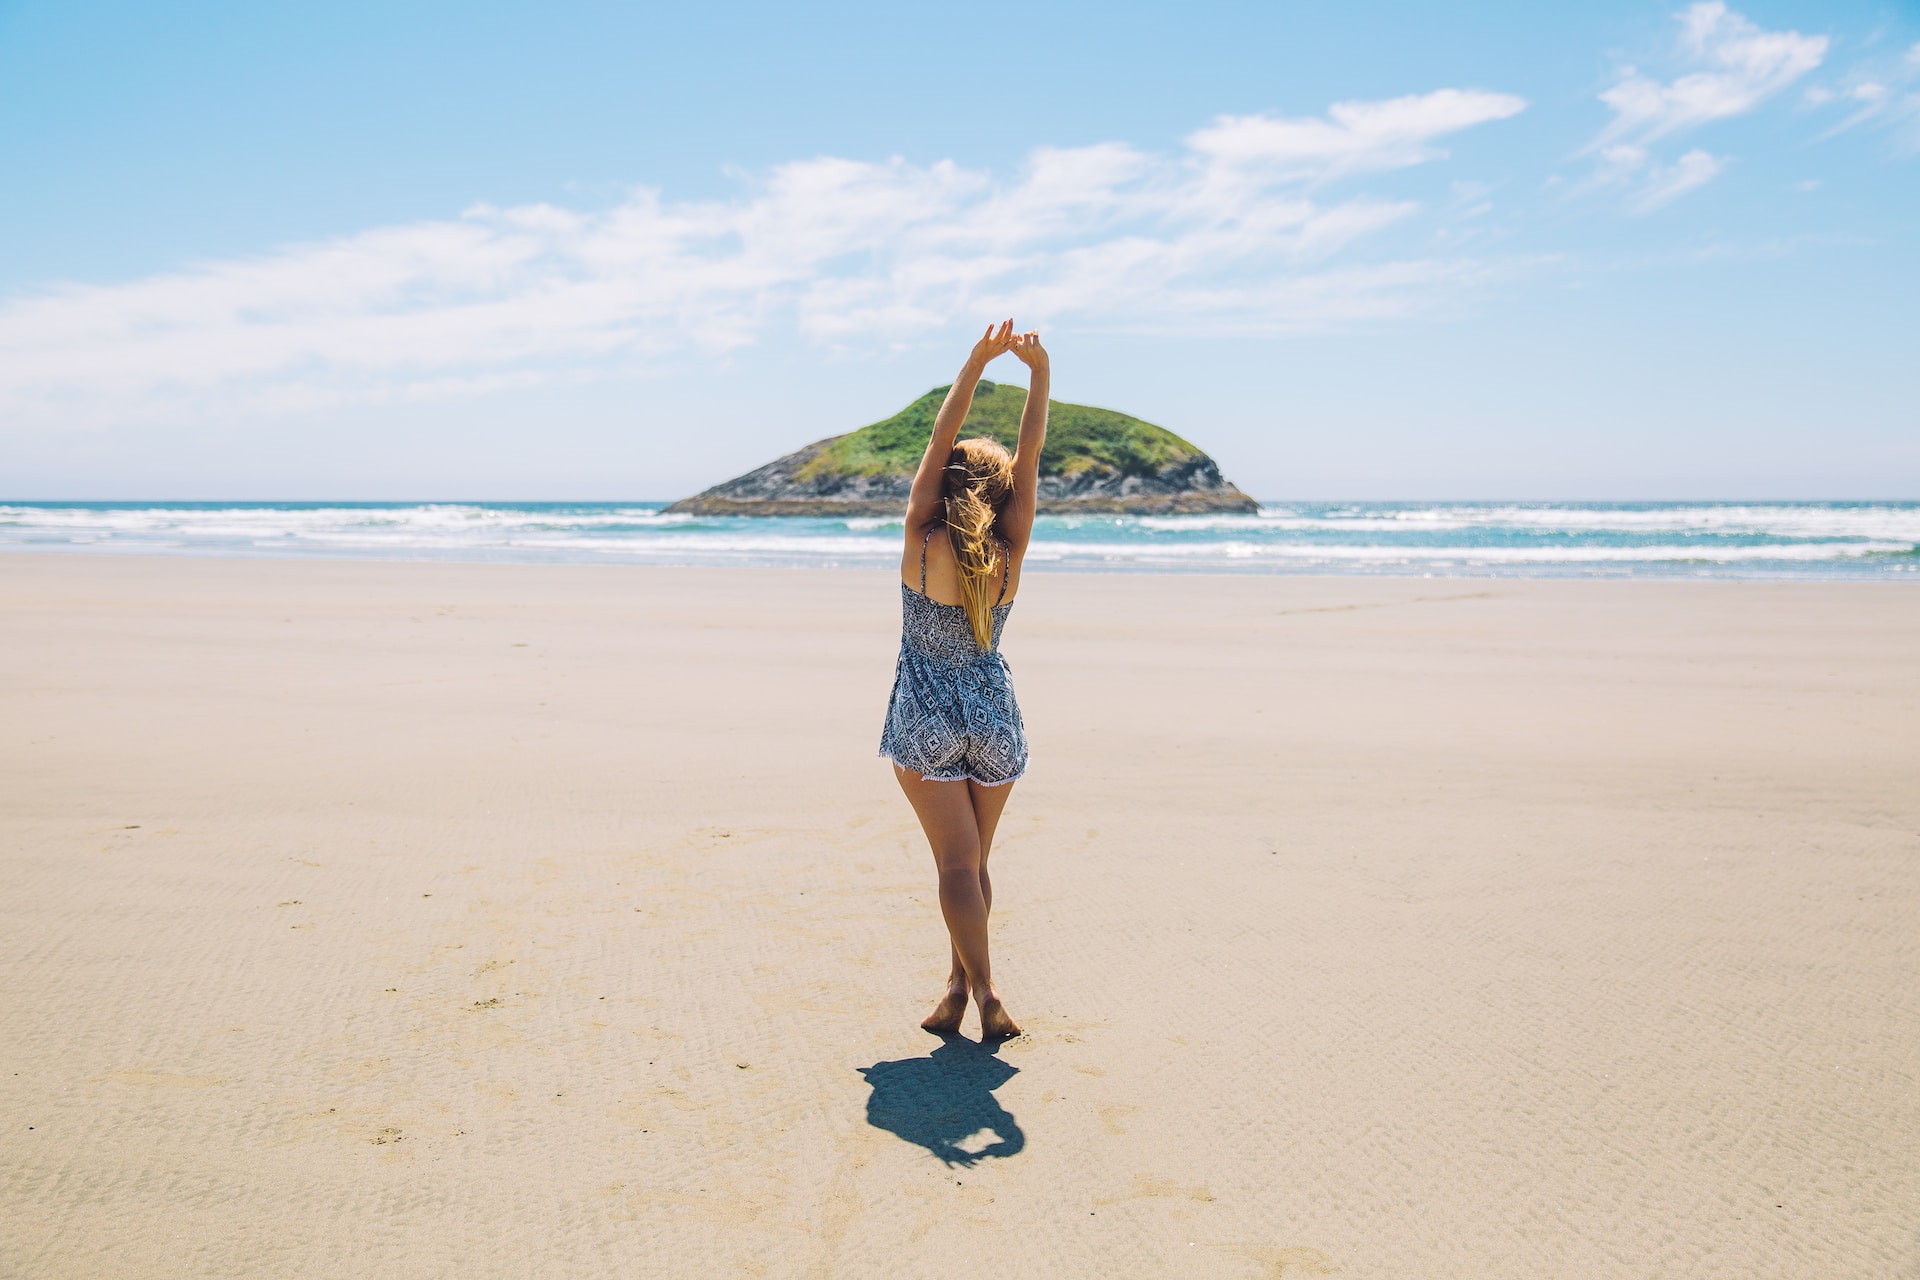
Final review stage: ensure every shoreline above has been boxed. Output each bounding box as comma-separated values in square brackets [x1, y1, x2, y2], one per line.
[1, 542, 1914, 583]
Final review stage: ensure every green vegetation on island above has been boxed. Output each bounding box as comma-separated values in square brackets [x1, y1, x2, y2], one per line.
[796, 381, 1205, 483]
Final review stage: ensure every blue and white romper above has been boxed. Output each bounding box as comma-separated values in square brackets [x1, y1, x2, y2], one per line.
[878, 527, 1029, 786]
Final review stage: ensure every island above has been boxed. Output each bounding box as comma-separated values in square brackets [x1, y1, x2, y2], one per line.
[666, 382, 1259, 516]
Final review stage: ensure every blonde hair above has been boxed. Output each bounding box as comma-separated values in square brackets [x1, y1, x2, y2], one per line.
[942, 437, 1015, 650]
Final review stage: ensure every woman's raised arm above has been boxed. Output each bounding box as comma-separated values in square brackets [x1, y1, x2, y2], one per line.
[999, 330, 1050, 550]
[905, 321, 1016, 533]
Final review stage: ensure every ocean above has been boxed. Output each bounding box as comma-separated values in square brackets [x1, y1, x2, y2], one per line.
[2, 501, 1916, 579]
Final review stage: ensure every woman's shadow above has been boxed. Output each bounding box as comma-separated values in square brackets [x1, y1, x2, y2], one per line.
[856, 1034, 1025, 1166]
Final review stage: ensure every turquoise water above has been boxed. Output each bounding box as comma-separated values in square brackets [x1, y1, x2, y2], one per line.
[2, 501, 1916, 578]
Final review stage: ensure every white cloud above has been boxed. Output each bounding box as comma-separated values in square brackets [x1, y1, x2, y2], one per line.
[1631, 149, 1726, 211]
[1595, 2, 1827, 147]
[1582, 4, 1819, 211]
[1581, 141, 1726, 210]
[1187, 89, 1526, 180]
[0, 92, 1525, 429]
[1585, 143, 1651, 188]
[1810, 39, 1920, 145]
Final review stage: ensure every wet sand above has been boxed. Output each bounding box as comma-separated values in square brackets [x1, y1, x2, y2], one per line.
[2, 553, 1916, 1278]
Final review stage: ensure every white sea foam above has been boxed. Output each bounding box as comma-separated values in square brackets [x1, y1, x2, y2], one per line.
[2, 502, 1914, 578]
[0, 504, 692, 537]
[1136, 504, 1920, 541]
[1025, 539, 1911, 564]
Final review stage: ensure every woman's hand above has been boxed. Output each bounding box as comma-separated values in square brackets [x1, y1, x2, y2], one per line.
[1009, 330, 1048, 372]
[968, 319, 1017, 369]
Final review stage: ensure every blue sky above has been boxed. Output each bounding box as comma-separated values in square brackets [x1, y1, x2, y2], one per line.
[1, 0, 1915, 499]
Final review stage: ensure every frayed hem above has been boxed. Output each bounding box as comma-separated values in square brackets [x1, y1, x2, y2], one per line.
[880, 753, 1026, 788]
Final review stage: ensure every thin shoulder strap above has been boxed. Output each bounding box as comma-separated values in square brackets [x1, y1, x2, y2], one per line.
[919, 525, 935, 595]
[995, 538, 1012, 606]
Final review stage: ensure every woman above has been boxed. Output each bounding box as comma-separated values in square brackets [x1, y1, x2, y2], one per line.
[879, 318, 1048, 1041]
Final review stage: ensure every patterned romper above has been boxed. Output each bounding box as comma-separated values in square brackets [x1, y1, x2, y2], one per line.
[878, 527, 1029, 786]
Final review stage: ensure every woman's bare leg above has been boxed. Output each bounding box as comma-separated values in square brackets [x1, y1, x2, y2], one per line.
[894, 766, 1021, 1037]
[894, 768, 984, 1031]
[945, 780, 1011, 983]
[964, 779, 1019, 1037]
[948, 775, 1013, 1028]
[936, 779, 1015, 1016]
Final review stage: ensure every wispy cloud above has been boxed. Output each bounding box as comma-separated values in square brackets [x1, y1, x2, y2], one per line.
[1596, 2, 1827, 146]
[0, 91, 1524, 429]
[1584, 3, 1824, 209]
[1187, 89, 1526, 179]
[1632, 149, 1726, 210]
[1588, 143, 1727, 212]
[1807, 39, 1920, 147]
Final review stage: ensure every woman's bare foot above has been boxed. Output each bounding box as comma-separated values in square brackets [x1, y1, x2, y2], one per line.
[921, 986, 968, 1034]
[976, 991, 1021, 1039]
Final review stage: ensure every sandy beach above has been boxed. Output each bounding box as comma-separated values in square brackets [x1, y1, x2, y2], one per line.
[2, 552, 1916, 1279]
